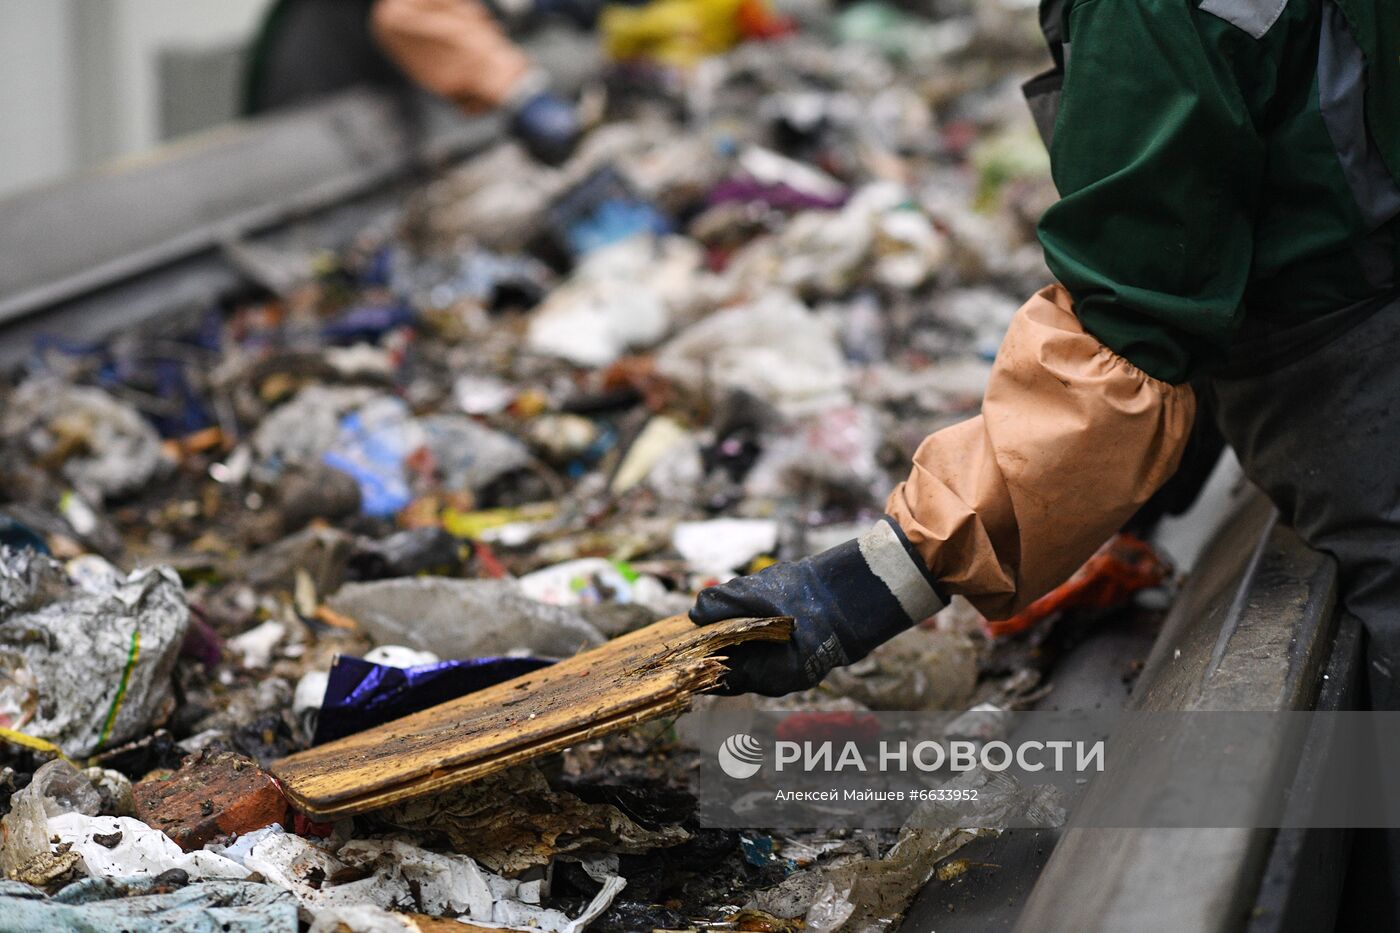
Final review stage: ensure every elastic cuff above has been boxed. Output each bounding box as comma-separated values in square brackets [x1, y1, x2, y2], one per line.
[858, 518, 947, 622]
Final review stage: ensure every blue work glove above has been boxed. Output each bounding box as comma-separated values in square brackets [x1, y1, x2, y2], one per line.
[530, 0, 604, 28]
[508, 90, 581, 167]
[690, 517, 945, 697]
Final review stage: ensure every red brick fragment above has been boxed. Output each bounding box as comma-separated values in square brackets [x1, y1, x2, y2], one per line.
[133, 749, 287, 851]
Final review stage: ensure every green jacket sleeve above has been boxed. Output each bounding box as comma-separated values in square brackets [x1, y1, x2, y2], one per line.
[1036, 0, 1268, 384]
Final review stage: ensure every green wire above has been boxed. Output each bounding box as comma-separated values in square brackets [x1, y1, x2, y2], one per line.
[95, 629, 141, 753]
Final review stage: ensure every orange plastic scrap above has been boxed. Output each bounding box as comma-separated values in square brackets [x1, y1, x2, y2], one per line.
[602, 355, 673, 412]
[982, 533, 1171, 640]
[736, 0, 795, 39]
[160, 426, 228, 463]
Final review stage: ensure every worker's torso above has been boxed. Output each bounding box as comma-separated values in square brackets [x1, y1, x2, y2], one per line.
[1034, 0, 1400, 367]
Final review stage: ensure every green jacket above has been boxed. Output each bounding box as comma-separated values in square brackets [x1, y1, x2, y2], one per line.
[1028, 0, 1400, 383]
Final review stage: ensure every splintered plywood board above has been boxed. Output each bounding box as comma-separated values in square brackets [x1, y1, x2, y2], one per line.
[403, 919, 500, 933]
[272, 613, 791, 819]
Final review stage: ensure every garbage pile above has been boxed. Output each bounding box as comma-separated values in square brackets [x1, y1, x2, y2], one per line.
[0, 1, 1090, 929]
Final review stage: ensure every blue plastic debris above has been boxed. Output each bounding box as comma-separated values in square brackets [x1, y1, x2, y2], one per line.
[321, 398, 418, 518]
[566, 200, 672, 256]
[27, 335, 216, 439]
[321, 301, 416, 345]
[360, 245, 396, 288]
[548, 166, 672, 259]
[565, 423, 619, 480]
[0, 515, 49, 554]
[313, 654, 554, 745]
[147, 357, 214, 437]
[739, 834, 796, 874]
[739, 834, 775, 867]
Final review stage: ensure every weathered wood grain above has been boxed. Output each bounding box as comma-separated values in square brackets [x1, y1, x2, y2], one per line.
[402, 917, 499, 933]
[272, 614, 791, 819]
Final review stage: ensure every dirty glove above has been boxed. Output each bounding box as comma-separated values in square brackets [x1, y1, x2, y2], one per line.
[690, 517, 945, 696]
[508, 89, 581, 166]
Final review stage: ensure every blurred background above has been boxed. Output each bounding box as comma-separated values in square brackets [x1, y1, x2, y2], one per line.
[0, 0, 273, 197]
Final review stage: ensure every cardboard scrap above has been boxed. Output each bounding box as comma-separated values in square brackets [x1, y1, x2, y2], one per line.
[271, 614, 791, 819]
[370, 764, 689, 876]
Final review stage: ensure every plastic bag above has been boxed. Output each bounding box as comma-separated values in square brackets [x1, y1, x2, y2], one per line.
[1, 380, 162, 502]
[0, 549, 189, 756]
[327, 577, 607, 658]
[0, 877, 297, 933]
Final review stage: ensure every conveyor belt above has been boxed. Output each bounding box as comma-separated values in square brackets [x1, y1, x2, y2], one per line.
[0, 29, 598, 369]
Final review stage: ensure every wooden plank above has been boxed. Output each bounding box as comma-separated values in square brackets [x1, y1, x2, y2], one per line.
[404, 917, 499, 933]
[304, 695, 696, 820]
[272, 614, 791, 819]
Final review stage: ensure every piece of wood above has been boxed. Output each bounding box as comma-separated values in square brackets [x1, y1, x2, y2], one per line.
[272, 613, 791, 819]
[404, 917, 499, 933]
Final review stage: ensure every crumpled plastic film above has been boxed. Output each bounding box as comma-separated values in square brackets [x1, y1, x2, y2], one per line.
[238, 829, 626, 931]
[0, 759, 103, 880]
[312, 653, 553, 745]
[0, 549, 189, 757]
[0, 380, 162, 503]
[48, 812, 253, 882]
[0, 877, 298, 933]
[326, 577, 608, 658]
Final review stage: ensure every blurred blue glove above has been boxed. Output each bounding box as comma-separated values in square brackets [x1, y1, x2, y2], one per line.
[530, 0, 604, 28]
[690, 517, 945, 697]
[508, 90, 581, 167]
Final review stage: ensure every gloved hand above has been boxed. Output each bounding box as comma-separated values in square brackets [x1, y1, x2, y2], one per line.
[508, 90, 581, 167]
[690, 517, 945, 696]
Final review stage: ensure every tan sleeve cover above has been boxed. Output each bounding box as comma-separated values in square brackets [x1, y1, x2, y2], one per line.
[371, 0, 531, 112]
[885, 284, 1196, 620]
